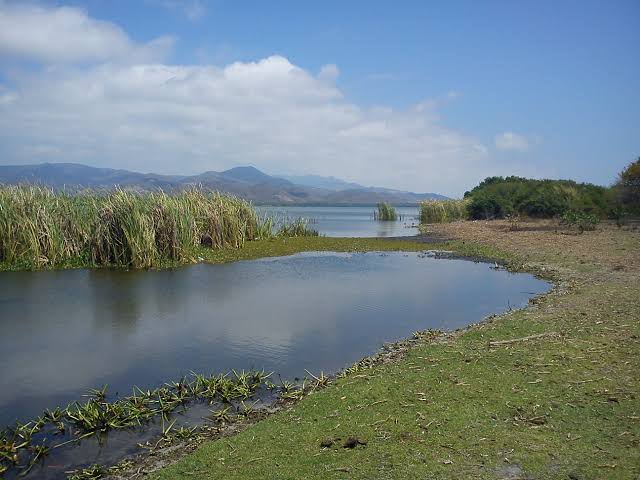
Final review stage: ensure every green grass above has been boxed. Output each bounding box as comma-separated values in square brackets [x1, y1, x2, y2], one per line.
[420, 199, 469, 223]
[153, 230, 639, 480]
[196, 236, 428, 265]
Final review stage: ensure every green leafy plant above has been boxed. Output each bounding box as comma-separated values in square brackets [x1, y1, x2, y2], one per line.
[560, 210, 600, 232]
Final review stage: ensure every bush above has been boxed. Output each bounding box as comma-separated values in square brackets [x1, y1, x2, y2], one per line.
[560, 210, 600, 232]
[467, 195, 508, 220]
[612, 158, 640, 214]
[464, 176, 609, 220]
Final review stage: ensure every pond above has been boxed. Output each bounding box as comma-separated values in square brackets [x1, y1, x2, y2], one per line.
[0, 252, 549, 477]
[256, 206, 420, 237]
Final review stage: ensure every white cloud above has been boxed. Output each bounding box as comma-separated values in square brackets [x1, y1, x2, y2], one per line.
[318, 63, 339, 83]
[0, 2, 173, 63]
[0, 3, 526, 196]
[495, 132, 531, 152]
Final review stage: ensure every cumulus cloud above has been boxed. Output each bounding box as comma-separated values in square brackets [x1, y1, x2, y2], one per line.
[0, 3, 515, 196]
[0, 55, 498, 195]
[0, 2, 172, 63]
[495, 132, 531, 152]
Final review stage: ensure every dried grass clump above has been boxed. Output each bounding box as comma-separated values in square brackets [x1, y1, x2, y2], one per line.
[419, 199, 469, 223]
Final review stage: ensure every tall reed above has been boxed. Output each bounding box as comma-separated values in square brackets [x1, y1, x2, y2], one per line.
[0, 186, 261, 269]
[419, 199, 469, 223]
[375, 202, 398, 221]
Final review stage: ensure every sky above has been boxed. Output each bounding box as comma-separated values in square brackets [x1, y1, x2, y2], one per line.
[0, 1, 638, 196]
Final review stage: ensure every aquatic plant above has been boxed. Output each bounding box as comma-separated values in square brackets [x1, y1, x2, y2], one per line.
[374, 202, 398, 221]
[0, 186, 325, 270]
[0, 370, 270, 477]
[66, 463, 110, 480]
[0, 186, 261, 269]
[419, 199, 469, 223]
[275, 217, 319, 237]
[209, 406, 233, 424]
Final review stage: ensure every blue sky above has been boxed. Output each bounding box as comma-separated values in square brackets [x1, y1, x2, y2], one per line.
[0, 0, 638, 195]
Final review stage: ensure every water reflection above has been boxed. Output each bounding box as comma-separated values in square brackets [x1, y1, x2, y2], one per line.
[0, 252, 549, 427]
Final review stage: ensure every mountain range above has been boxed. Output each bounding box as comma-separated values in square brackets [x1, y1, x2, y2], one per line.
[0, 163, 447, 205]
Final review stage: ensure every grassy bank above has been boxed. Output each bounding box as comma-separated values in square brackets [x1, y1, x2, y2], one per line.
[150, 221, 639, 480]
[196, 236, 427, 264]
[0, 186, 319, 271]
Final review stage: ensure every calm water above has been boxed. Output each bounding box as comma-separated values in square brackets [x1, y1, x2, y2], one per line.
[256, 205, 420, 237]
[0, 252, 548, 430]
[0, 252, 550, 478]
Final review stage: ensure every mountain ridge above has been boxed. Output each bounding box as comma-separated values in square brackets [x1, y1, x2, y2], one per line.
[0, 163, 448, 204]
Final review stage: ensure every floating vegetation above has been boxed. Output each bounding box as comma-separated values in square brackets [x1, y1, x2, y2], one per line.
[374, 202, 398, 221]
[419, 199, 469, 223]
[0, 370, 270, 477]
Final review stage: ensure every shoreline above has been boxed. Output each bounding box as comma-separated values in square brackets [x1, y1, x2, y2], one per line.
[3, 220, 638, 479]
[101, 227, 564, 479]
[148, 220, 639, 480]
[1, 237, 547, 480]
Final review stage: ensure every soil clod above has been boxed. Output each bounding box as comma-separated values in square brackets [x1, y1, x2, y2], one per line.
[342, 436, 367, 449]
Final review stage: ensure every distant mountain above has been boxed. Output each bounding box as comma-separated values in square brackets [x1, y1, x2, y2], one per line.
[276, 173, 364, 191]
[0, 163, 447, 204]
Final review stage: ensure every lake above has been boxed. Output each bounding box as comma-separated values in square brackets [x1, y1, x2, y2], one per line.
[0, 251, 549, 478]
[256, 206, 421, 237]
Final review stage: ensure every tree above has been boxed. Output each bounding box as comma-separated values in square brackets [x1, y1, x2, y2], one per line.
[615, 158, 640, 213]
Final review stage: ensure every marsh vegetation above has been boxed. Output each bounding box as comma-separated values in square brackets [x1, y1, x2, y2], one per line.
[373, 202, 397, 221]
[0, 186, 317, 270]
[419, 199, 469, 223]
[0, 370, 280, 477]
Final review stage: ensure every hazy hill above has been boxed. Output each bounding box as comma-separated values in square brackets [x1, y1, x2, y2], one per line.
[275, 173, 364, 191]
[0, 163, 446, 204]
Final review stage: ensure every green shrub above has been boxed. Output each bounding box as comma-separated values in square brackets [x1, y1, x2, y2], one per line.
[464, 176, 609, 220]
[560, 210, 600, 232]
[612, 158, 640, 214]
